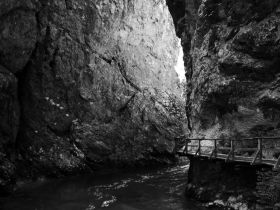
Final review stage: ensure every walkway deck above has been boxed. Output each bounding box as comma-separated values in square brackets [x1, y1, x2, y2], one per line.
[177, 137, 280, 169]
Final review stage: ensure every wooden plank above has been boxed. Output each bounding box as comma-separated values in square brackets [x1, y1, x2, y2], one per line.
[235, 148, 257, 152]
[188, 145, 198, 147]
[185, 152, 277, 166]
[200, 145, 215, 148]
[185, 137, 280, 141]
[219, 147, 256, 152]
[218, 146, 231, 150]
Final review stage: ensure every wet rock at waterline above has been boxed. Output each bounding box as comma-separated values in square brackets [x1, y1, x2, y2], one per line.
[0, 0, 187, 191]
[185, 157, 277, 209]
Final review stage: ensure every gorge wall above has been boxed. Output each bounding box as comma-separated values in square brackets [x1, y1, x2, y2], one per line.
[0, 0, 187, 192]
[166, 0, 280, 208]
[170, 0, 280, 140]
[2, 0, 280, 200]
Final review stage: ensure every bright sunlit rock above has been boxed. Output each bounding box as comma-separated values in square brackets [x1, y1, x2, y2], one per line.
[175, 39, 186, 83]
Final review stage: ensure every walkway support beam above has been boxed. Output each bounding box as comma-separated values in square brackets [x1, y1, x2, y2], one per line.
[195, 139, 201, 156]
[226, 139, 235, 162]
[274, 156, 280, 169]
[209, 139, 217, 159]
[184, 139, 188, 155]
[251, 138, 262, 165]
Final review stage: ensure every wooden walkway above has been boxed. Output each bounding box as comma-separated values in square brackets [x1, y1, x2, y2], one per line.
[177, 137, 280, 169]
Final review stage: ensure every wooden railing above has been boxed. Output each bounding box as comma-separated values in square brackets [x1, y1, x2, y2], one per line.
[179, 137, 280, 169]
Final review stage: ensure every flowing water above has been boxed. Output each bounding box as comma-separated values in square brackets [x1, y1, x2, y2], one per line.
[0, 163, 206, 210]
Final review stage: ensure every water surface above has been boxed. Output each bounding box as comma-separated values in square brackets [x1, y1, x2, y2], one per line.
[0, 163, 206, 210]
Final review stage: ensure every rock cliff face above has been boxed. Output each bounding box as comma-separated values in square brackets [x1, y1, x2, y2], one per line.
[0, 0, 186, 191]
[168, 0, 280, 139]
[190, 0, 280, 139]
[166, 1, 280, 207]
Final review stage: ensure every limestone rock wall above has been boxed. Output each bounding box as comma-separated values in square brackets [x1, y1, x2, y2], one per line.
[0, 0, 186, 191]
[169, 0, 280, 139]
[166, 1, 280, 208]
[189, 0, 280, 139]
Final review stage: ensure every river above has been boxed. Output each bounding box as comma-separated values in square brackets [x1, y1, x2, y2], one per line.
[0, 163, 207, 210]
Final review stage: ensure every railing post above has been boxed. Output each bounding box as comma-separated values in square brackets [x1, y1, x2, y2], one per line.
[214, 139, 217, 158]
[199, 139, 201, 155]
[259, 138, 262, 162]
[195, 139, 201, 156]
[185, 138, 188, 154]
[231, 139, 235, 160]
[198, 139, 201, 156]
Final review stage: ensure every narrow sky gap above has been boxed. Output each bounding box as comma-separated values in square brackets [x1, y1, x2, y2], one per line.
[175, 39, 185, 83]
